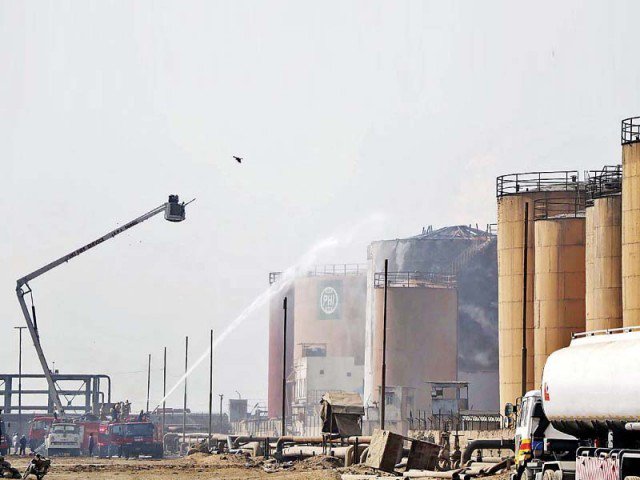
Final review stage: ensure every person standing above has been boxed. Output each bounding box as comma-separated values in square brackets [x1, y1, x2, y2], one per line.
[88, 433, 95, 457]
[12, 434, 18, 455]
[19, 435, 26, 456]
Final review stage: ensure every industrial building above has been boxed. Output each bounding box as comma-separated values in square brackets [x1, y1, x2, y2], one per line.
[268, 226, 499, 436]
[267, 265, 367, 433]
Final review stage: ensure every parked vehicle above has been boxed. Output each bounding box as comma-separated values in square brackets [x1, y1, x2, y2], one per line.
[511, 328, 640, 480]
[45, 423, 81, 456]
[28, 417, 54, 452]
[98, 421, 162, 459]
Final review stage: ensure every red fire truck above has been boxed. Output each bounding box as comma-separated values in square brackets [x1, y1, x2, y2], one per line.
[0, 414, 9, 455]
[97, 421, 162, 459]
[28, 416, 54, 452]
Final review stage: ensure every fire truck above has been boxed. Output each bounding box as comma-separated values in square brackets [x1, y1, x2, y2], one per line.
[0, 412, 8, 455]
[97, 421, 163, 459]
[28, 416, 54, 452]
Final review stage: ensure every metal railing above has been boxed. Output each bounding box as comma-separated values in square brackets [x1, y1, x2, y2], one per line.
[374, 271, 456, 289]
[407, 410, 503, 432]
[622, 117, 640, 145]
[585, 165, 622, 205]
[496, 170, 581, 198]
[269, 264, 367, 284]
[533, 195, 586, 220]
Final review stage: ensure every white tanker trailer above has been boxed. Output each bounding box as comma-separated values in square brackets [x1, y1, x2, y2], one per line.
[515, 327, 640, 480]
[512, 328, 640, 480]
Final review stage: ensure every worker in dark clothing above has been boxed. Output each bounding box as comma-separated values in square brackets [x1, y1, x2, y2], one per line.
[137, 410, 144, 422]
[88, 433, 96, 457]
[19, 436, 27, 456]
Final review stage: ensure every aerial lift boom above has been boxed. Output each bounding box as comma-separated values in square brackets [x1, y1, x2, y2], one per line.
[16, 195, 191, 416]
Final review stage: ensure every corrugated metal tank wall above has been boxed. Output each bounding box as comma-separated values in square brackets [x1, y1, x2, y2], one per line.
[293, 274, 366, 364]
[533, 215, 586, 386]
[496, 171, 582, 407]
[622, 132, 640, 326]
[585, 195, 622, 331]
[371, 285, 458, 415]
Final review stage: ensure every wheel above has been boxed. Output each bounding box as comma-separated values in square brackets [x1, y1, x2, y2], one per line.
[543, 470, 556, 480]
[623, 477, 640, 480]
[523, 467, 536, 480]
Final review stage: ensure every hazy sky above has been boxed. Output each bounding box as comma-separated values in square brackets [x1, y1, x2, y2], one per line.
[2, 1, 639, 413]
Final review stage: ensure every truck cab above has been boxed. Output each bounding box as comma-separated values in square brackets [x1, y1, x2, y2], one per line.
[514, 391, 578, 480]
[45, 422, 81, 456]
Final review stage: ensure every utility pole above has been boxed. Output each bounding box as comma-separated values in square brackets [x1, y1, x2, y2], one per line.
[219, 394, 224, 433]
[380, 259, 389, 430]
[146, 354, 151, 413]
[281, 297, 288, 437]
[14, 326, 26, 435]
[208, 329, 213, 445]
[183, 336, 188, 454]
[521, 203, 529, 398]
[162, 347, 167, 441]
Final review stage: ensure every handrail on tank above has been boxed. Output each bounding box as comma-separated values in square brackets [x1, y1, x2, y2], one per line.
[621, 117, 640, 145]
[373, 271, 456, 289]
[585, 165, 622, 204]
[496, 170, 580, 198]
[573, 325, 640, 339]
[269, 264, 367, 284]
[533, 195, 586, 220]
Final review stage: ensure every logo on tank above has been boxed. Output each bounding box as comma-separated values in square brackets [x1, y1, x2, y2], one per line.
[320, 287, 339, 315]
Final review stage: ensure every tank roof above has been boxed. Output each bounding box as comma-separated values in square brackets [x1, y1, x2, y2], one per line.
[410, 225, 495, 240]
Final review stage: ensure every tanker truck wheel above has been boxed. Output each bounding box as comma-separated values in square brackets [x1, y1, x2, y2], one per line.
[623, 476, 640, 480]
[542, 469, 558, 480]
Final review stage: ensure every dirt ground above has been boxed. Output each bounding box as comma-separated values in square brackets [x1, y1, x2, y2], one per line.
[2, 453, 511, 480]
[3, 453, 344, 480]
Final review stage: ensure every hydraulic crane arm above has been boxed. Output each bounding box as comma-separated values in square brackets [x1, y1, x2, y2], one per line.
[16, 195, 190, 416]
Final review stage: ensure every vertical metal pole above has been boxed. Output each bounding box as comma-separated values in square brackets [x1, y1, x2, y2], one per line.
[521, 203, 529, 397]
[162, 347, 166, 442]
[146, 354, 151, 413]
[183, 336, 188, 453]
[208, 329, 213, 444]
[281, 297, 287, 437]
[14, 326, 25, 435]
[381, 259, 388, 430]
[219, 394, 224, 432]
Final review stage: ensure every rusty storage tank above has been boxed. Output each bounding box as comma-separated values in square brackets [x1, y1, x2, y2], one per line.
[365, 225, 498, 412]
[267, 273, 295, 418]
[371, 272, 458, 420]
[532, 196, 586, 386]
[292, 265, 367, 364]
[585, 166, 622, 331]
[622, 118, 640, 327]
[496, 171, 583, 407]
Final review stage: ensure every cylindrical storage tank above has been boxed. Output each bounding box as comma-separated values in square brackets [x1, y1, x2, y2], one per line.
[622, 118, 640, 326]
[585, 166, 622, 331]
[371, 273, 458, 418]
[533, 198, 586, 387]
[496, 172, 582, 407]
[292, 271, 367, 364]
[542, 330, 640, 438]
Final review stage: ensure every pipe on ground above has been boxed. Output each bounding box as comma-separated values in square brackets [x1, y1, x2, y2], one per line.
[360, 446, 369, 464]
[461, 439, 515, 465]
[275, 435, 371, 456]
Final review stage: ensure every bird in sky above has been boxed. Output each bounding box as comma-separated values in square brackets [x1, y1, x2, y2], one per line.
[233, 156, 243, 163]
